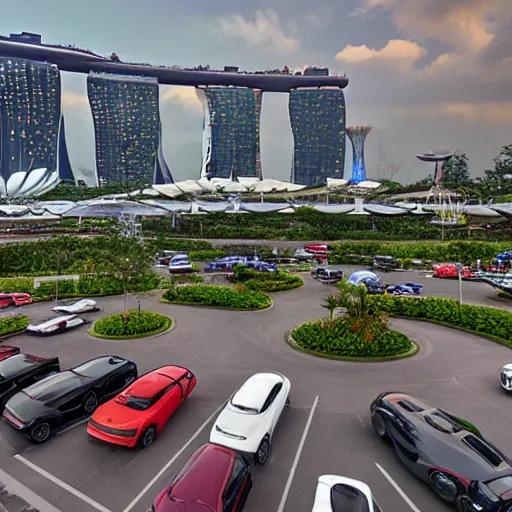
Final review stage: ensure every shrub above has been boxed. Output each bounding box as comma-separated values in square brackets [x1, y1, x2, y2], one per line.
[92, 310, 171, 338]
[291, 318, 412, 358]
[0, 277, 34, 294]
[162, 285, 271, 310]
[233, 266, 304, 292]
[368, 295, 512, 345]
[148, 238, 213, 251]
[188, 250, 227, 261]
[168, 274, 204, 286]
[0, 315, 29, 336]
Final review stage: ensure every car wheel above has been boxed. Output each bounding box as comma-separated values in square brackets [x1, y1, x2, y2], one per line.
[372, 413, 389, 439]
[29, 422, 51, 443]
[455, 495, 474, 512]
[83, 392, 98, 414]
[139, 426, 156, 449]
[430, 471, 459, 503]
[255, 436, 270, 465]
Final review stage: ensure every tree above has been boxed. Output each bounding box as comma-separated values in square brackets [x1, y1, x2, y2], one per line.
[442, 153, 471, 187]
[478, 145, 512, 196]
[322, 294, 339, 323]
[103, 233, 158, 316]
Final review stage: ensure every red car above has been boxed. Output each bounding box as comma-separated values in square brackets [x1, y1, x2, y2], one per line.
[87, 365, 196, 449]
[151, 444, 252, 512]
[304, 244, 328, 255]
[0, 346, 20, 361]
[432, 264, 473, 279]
[0, 293, 32, 308]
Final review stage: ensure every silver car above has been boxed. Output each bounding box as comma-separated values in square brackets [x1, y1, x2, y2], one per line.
[26, 315, 87, 336]
[52, 298, 99, 314]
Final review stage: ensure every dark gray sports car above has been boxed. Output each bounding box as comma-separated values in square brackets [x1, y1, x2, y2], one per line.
[371, 392, 512, 511]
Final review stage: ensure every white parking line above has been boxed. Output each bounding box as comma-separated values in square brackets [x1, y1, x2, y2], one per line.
[277, 395, 319, 512]
[13, 454, 111, 512]
[375, 463, 422, 512]
[122, 399, 227, 512]
[57, 417, 90, 435]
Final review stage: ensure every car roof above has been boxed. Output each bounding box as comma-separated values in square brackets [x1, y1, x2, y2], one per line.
[72, 356, 128, 379]
[232, 373, 283, 412]
[171, 444, 235, 507]
[22, 370, 83, 401]
[0, 353, 51, 379]
[35, 315, 77, 328]
[125, 370, 177, 398]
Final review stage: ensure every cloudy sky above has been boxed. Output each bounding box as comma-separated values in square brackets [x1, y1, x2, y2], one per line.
[2, 0, 512, 184]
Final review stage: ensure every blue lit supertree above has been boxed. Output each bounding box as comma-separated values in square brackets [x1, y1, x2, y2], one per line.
[347, 126, 372, 183]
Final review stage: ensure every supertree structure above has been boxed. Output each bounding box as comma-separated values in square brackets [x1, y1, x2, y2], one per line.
[347, 126, 373, 183]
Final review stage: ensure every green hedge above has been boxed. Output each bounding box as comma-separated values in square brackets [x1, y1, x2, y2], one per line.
[148, 238, 213, 251]
[0, 274, 163, 299]
[329, 241, 512, 264]
[291, 318, 412, 357]
[162, 285, 271, 310]
[188, 249, 227, 261]
[0, 315, 29, 336]
[368, 295, 512, 345]
[91, 310, 172, 339]
[233, 266, 304, 292]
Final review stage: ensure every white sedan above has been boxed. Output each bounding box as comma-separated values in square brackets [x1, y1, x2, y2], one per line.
[312, 475, 382, 511]
[210, 372, 291, 465]
[52, 298, 98, 314]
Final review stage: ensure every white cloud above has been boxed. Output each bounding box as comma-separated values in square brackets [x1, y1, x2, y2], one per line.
[213, 9, 300, 51]
[160, 86, 202, 113]
[336, 40, 427, 69]
[62, 91, 88, 108]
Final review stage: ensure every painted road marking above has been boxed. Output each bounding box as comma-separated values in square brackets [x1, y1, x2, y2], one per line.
[375, 463, 422, 512]
[122, 399, 227, 512]
[13, 454, 111, 512]
[277, 395, 319, 512]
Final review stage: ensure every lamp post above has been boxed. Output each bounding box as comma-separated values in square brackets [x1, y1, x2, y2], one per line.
[455, 262, 463, 304]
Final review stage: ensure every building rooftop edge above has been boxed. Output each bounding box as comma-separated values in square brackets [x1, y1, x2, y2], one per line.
[0, 40, 349, 92]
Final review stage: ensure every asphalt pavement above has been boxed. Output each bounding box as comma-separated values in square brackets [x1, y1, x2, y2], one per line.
[0, 270, 510, 512]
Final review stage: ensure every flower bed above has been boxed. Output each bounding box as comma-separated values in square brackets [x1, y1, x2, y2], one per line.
[89, 310, 173, 339]
[233, 266, 303, 293]
[161, 285, 271, 310]
[291, 318, 414, 359]
[0, 315, 30, 336]
[368, 295, 512, 346]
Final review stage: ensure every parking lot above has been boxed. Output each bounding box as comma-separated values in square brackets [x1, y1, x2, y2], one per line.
[0, 270, 511, 511]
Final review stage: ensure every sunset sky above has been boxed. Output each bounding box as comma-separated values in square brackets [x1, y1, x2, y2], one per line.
[2, 0, 512, 185]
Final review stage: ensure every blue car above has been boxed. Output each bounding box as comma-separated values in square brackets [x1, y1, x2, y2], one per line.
[386, 282, 422, 295]
[205, 256, 277, 273]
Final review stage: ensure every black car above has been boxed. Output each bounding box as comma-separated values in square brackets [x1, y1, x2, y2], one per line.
[3, 355, 137, 443]
[360, 278, 386, 295]
[311, 266, 344, 284]
[371, 392, 512, 511]
[0, 353, 60, 411]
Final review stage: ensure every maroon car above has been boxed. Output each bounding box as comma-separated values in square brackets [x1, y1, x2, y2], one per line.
[150, 444, 252, 511]
[0, 346, 20, 361]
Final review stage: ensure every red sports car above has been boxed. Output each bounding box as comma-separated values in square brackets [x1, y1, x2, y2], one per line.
[0, 293, 32, 308]
[87, 365, 196, 449]
[432, 264, 473, 279]
[151, 443, 252, 512]
[0, 346, 20, 361]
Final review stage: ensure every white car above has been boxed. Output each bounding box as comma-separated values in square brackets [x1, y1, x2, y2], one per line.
[210, 372, 291, 465]
[500, 364, 512, 392]
[52, 298, 98, 314]
[26, 315, 87, 336]
[312, 475, 382, 511]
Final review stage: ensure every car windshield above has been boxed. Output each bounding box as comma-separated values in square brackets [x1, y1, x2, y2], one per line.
[331, 484, 371, 512]
[23, 371, 82, 402]
[72, 356, 125, 378]
[487, 477, 512, 499]
[114, 393, 151, 410]
[229, 400, 258, 413]
[0, 354, 42, 379]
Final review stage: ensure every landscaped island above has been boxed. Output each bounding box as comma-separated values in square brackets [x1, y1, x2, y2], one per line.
[162, 285, 272, 310]
[89, 310, 173, 339]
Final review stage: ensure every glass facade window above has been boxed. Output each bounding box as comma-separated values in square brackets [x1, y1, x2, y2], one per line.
[289, 88, 346, 187]
[87, 73, 172, 186]
[198, 87, 262, 180]
[0, 57, 60, 181]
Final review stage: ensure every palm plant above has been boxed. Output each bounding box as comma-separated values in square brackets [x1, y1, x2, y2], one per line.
[322, 294, 339, 323]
